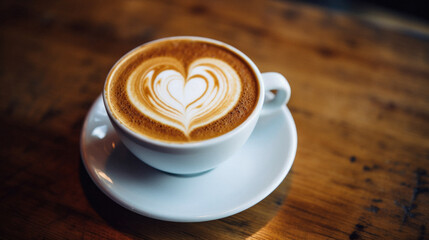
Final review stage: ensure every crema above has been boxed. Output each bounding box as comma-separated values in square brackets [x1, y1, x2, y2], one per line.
[105, 39, 259, 143]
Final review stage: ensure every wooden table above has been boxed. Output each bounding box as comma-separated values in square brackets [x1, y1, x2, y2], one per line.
[1, 0, 428, 239]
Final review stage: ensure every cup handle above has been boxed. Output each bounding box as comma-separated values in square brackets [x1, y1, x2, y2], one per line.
[261, 72, 291, 115]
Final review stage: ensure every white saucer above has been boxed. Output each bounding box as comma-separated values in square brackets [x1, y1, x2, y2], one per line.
[80, 95, 297, 222]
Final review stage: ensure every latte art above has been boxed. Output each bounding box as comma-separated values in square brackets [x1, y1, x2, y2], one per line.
[105, 39, 259, 142]
[127, 57, 241, 136]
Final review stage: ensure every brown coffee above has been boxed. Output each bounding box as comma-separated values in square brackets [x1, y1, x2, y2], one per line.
[105, 38, 259, 143]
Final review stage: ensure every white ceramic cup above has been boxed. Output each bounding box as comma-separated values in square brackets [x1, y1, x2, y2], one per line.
[103, 36, 291, 175]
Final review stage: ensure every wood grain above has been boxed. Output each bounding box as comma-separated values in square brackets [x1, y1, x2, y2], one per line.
[1, 0, 428, 239]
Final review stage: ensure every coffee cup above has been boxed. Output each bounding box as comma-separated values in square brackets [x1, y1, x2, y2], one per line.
[103, 36, 291, 174]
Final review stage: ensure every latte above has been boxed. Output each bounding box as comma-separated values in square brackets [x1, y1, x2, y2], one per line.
[105, 38, 259, 143]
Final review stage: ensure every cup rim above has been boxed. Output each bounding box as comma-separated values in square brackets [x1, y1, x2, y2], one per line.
[103, 36, 265, 149]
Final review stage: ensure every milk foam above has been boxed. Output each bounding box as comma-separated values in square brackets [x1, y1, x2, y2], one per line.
[126, 57, 241, 136]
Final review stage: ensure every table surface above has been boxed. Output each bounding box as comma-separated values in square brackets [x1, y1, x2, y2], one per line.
[1, 0, 428, 239]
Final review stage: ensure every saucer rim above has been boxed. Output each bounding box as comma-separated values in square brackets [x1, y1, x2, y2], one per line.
[80, 95, 297, 222]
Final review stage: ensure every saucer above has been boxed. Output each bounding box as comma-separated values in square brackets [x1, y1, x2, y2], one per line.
[80, 95, 297, 222]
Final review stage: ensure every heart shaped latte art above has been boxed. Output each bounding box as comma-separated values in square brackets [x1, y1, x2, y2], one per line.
[126, 57, 242, 136]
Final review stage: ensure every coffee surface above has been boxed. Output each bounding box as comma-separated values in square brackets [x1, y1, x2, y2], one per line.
[105, 39, 259, 143]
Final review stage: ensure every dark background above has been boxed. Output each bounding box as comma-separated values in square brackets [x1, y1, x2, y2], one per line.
[293, 0, 429, 21]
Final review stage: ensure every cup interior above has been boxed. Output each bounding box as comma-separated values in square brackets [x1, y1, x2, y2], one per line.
[103, 36, 265, 148]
